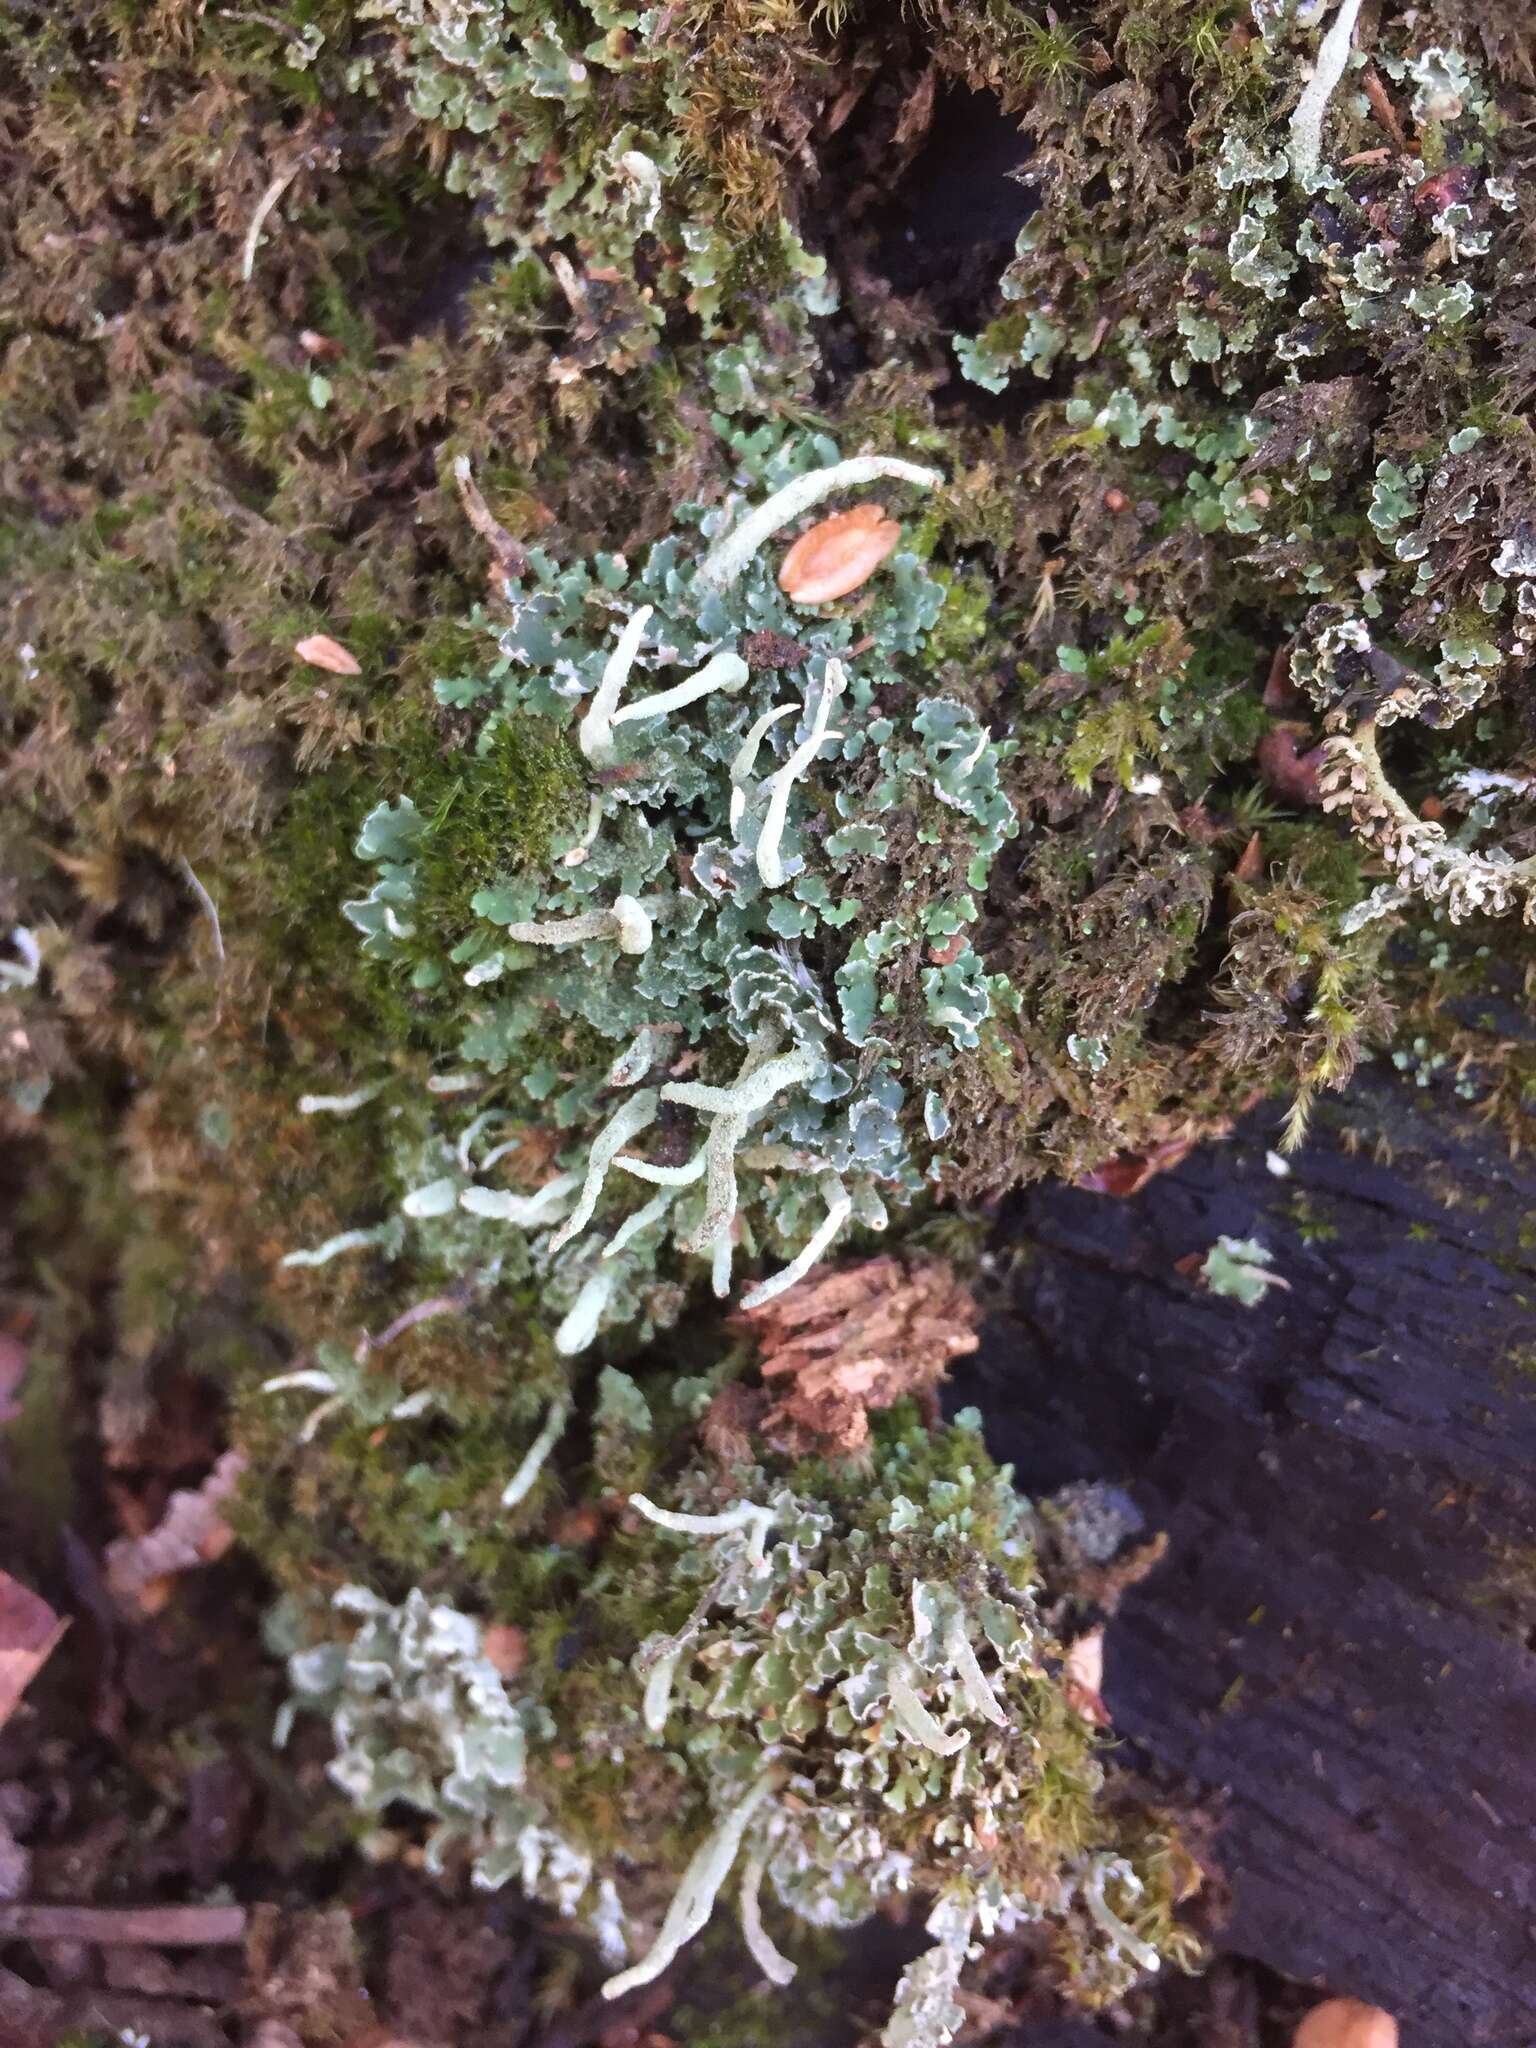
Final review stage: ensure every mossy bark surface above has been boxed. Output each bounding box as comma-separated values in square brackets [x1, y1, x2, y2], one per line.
[4, 0, 1536, 2042]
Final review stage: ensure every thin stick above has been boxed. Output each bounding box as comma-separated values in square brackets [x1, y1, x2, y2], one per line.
[356, 1279, 477, 1359]
[178, 857, 225, 967]
[241, 159, 305, 283]
[0, 1904, 248, 1947]
[1361, 63, 1411, 152]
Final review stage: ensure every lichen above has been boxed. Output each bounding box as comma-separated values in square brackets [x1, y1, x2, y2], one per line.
[283, 1412, 1202, 2040]
[322, 436, 1022, 1351]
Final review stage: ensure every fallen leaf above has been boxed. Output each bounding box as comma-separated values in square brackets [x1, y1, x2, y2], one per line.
[779, 504, 901, 606]
[1077, 1131, 1200, 1197]
[1411, 165, 1476, 216]
[481, 1625, 528, 1680]
[1262, 640, 1307, 714]
[104, 1449, 247, 1616]
[294, 633, 362, 676]
[1234, 829, 1266, 884]
[892, 63, 937, 155]
[739, 1256, 979, 1455]
[1063, 1628, 1110, 1726]
[1294, 1998, 1398, 2048]
[0, 1572, 67, 1732]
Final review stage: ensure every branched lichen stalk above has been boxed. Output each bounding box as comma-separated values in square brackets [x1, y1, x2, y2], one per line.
[600, 1769, 783, 2000]
[1288, 0, 1366, 183]
[1319, 722, 1536, 920]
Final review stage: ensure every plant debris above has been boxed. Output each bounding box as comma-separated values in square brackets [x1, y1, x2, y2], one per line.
[293, 634, 363, 676]
[104, 1450, 248, 1616]
[0, 1573, 66, 1732]
[738, 1255, 980, 1454]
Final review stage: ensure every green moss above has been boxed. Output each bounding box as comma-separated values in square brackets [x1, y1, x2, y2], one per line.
[409, 717, 586, 931]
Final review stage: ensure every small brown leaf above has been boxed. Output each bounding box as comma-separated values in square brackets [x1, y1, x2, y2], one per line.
[0, 1572, 67, 1732]
[552, 1505, 604, 1549]
[1258, 724, 1326, 808]
[1234, 829, 1265, 884]
[892, 64, 937, 155]
[481, 1625, 528, 1680]
[1077, 1132, 1200, 1197]
[1063, 1628, 1111, 1726]
[779, 504, 902, 606]
[294, 633, 362, 676]
[1411, 166, 1476, 217]
[1262, 641, 1307, 715]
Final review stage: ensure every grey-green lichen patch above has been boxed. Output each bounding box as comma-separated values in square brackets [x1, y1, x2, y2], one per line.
[282, 1413, 1202, 2044]
[316, 437, 1022, 1353]
[341, 0, 838, 371]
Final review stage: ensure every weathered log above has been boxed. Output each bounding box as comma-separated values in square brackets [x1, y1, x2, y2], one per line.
[961, 1074, 1536, 2048]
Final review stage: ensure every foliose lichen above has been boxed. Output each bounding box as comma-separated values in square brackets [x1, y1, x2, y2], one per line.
[318, 436, 1020, 1353]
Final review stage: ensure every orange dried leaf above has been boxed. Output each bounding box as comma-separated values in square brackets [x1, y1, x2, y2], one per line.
[1077, 1131, 1200, 1197]
[1234, 829, 1265, 884]
[294, 633, 362, 675]
[739, 1255, 979, 1455]
[1258, 724, 1326, 808]
[1063, 1628, 1111, 1727]
[778, 503, 902, 606]
[481, 1624, 529, 1680]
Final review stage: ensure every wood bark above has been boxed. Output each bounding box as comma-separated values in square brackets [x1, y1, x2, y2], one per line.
[960, 1075, 1536, 2048]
